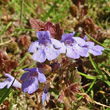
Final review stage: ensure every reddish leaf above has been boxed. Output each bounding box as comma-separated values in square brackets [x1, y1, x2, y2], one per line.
[55, 23, 64, 40]
[4, 60, 18, 72]
[58, 91, 65, 102]
[4, 0, 9, 3]
[72, 0, 86, 6]
[0, 49, 18, 73]
[7, 26, 13, 34]
[36, 6, 42, 15]
[0, 100, 10, 110]
[81, 5, 88, 18]
[75, 18, 105, 41]
[70, 5, 78, 17]
[18, 35, 31, 50]
[37, 63, 52, 75]
[0, 48, 9, 60]
[44, 21, 56, 38]
[29, 18, 64, 40]
[29, 18, 45, 31]
[51, 62, 61, 72]
[68, 83, 81, 94]
[75, 18, 96, 33]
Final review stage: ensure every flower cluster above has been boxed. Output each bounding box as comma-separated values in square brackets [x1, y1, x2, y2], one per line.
[0, 30, 104, 106]
[29, 31, 104, 62]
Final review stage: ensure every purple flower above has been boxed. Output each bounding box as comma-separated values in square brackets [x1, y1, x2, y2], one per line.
[20, 68, 46, 94]
[42, 91, 47, 105]
[84, 41, 104, 57]
[28, 31, 61, 63]
[83, 35, 88, 41]
[60, 32, 88, 59]
[42, 83, 49, 105]
[0, 73, 21, 89]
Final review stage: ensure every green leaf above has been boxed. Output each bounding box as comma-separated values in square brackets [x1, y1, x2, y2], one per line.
[89, 54, 104, 79]
[0, 78, 16, 104]
[89, 54, 110, 86]
[77, 71, 96, 80]
[104, 81, 110, 87]
[0, 87, 11, 104]
[86, 79, 96, 93]
[0, 87, 8, 97]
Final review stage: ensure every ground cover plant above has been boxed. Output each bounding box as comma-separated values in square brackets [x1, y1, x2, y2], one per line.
[0, 0, 110, 110]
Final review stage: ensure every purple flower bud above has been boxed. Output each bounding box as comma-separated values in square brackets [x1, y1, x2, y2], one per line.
[83, 35, 88, 41]
[42, 83, 50, 105]
[42, 91, 47, 105]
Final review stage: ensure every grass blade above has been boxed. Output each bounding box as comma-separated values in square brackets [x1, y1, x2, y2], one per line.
[89, 54, 104, 78]
[42, 2, 57, 21]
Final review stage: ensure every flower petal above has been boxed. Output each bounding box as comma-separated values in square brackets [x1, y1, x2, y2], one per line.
[5, 74, 21, 89]
[60, 43, 66, 53]
[85, 53, 89, 57]
[85, 44, 104, 56]
[51, 38, 61, 48]
[32, 48, 46, 62]
[45, 45, 60, 61]
[66, 47, 80, 59]
[5, 73, 14, 80]
[28, 41, 39, 53]
[61, 33, 74, 42]
[85, 41, 94, 46]
[38, 71, 46, 83]
[95, 45, 104, 51]
[83, 35, 88, 41]
[0, 81, 8, 89]
[89, 46, 103, 56]
[22, 77, 39, 94]
[74, 37, 85, 46]
[75, 45, 88, 57]
[20, 72, 29, 81]
[4, 74, 14, 88]
[12, 79, 21, 89]
[37, 31, 50, 40]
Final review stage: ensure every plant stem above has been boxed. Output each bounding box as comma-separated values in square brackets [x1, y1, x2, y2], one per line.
[20, 0, 24, 27]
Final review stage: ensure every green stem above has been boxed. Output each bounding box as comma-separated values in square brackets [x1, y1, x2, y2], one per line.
[20, 0, 24, 27]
